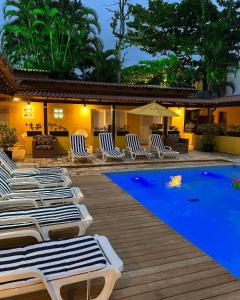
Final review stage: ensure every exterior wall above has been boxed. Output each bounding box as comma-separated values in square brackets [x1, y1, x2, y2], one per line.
[213, 107, 240, 125]
[193, 134, 240, 155]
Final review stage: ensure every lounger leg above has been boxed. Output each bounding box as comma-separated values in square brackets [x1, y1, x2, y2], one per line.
[94, 269, 121, 300]
[48, 282, 64, 300]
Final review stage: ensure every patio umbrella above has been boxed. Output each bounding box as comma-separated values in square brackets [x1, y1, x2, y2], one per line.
[128, 102, 179, 136]
[128, 102, 179, 117]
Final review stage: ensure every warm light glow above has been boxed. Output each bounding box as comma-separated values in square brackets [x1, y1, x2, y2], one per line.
[177, 107, 182, 115]
[12, 97, 21, 102]
[168, 176, 182, 188]
[83, 104, 87, 113]
[27, 101, 31, 107]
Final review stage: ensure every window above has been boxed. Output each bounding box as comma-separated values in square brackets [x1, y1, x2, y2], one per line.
[22, 106, 34, 119]
[53, 108, 64, 119]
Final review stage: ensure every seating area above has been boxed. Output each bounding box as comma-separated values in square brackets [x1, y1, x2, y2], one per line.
[69, 133, 181, 163]
[0, 153, 123, 300]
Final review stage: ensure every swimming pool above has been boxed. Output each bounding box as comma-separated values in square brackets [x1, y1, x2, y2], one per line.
[105, 165, 240, 278]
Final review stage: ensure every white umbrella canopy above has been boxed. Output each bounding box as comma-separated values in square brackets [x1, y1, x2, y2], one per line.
[128, 102, 179, 117]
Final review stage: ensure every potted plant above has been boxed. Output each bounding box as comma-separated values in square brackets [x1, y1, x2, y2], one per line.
[227, 124, 240, 137]
[48, 123, 69, 136]
[117, 125, 129, 136]
[150, 123, 163, 134]
[197, 123, 220, 152]
[0, 123, 18, 158]
[26, 123, 42, 136]
[93, 127, 109, 136]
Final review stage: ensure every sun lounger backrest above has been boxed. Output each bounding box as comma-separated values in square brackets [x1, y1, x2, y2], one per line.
[126, 134, 140, 151]
[0, 236, 107, 280]
[0, 177, 11, 196]
[99, 133, 115, 151]
[71, 135, 86, 153]
[151, 134, 165, 149]
[0, 166, 12, 180]
[0, 150, 16, 171]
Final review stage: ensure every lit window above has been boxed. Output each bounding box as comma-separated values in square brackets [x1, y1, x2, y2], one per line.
[23, 106, 34, 119]
[53, 108, 64, 119]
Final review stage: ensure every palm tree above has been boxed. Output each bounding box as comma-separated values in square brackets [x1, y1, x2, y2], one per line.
[1, 0, 103, 76]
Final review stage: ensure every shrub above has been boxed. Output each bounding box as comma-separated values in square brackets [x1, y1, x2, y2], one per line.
[0, 123, 18, 151]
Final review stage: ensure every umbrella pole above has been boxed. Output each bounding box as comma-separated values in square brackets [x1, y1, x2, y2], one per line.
[163, 116, 168, 137]
[111, 104, 116, 142]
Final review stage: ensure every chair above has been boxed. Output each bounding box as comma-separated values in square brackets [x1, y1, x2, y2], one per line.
[0, 234, 123, 300]
[0, 166, 72, 189]
[164, 135, 189, 153]
[98, 132, 125, 161]
[125, 134, 151, 160]
[0, 203, 93, 240]
[0, 149, 68, 177]
[32, 135, 57, 158]
[0, 177, 83, 206]
[70, 135, 93, 162]
[150, 134, 179, 159]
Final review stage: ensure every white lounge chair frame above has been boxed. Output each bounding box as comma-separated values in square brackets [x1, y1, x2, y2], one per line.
[98, 132, 124, 161]
[125, 134, 151, 160]
[0, 202, 93, 240]
[0, 149, 68, 177]
[0, 176, 83, 206]
[0, 165, 72, 189]
[0, 233, 123, 300]
[150, 134, 179, 159]
[70, 134, 93, 162]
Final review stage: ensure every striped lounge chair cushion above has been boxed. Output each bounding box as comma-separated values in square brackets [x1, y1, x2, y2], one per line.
[0, 204, 82, 231]
[0, 178, 76, 201]
[71, 135, 91, 157]
[0, 236, 107, 284]
[0, 149, 65, 175]
[0, 166, 66, 185]
[99, 133, 123, 157]
[126, 135, 148, 154]
[0, 150, 16, 172]
[151, 134, 165, 149]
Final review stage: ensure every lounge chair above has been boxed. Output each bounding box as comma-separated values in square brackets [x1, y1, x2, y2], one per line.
[0, 166, 72, 189]
[70, 134, 93, 162]
[125, 134, 151, 160]
[0, 203, 93, 240]
[150, 134, 179, 159]
[0, 177, 83, 206]
[0, 149, 68, 177]
[0, 234, 123, 300]
[98, 132, 125, 161]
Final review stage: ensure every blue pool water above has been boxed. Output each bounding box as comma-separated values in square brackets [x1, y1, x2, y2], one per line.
[105, 165, 240, 278]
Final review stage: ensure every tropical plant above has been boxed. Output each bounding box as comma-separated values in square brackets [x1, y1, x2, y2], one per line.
[122, 54, 196, 87]
[1, 0, 102, 76]
[197, 123, 221, 144]
[127, 0, 240, 95]
[83, 49, 119, 82]
[0, 123, 18, 151]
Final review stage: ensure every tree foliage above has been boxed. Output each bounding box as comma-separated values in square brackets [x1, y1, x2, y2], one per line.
[1, 0, 114, 79]
[128, 0, 240, 95]
[122, 54, 196, 87]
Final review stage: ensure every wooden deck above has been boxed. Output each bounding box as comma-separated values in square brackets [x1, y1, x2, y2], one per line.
[6, 167, 240, 300]
[72, 173, 240, 300]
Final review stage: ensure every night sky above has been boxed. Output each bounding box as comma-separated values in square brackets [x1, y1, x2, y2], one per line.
[0, 0, 181, 65]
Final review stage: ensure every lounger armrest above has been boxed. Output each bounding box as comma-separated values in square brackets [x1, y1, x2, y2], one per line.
[95, 235, 123, 272]
[115, 147, 121, 151]
[78, 204, 93, 224]
[8, 180, 41, 190]
[0, 229, 43, 243]
[164, 146, 173, 150]
[0, 268, 56, 299]
[2, 192, 44, 204]
[0, 199, 39, 208]
[16, 163, 40, 168]
[0, 216, 42, 232]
